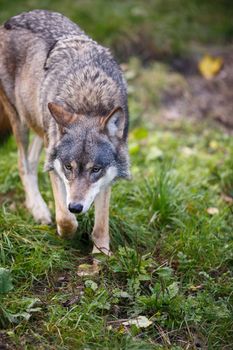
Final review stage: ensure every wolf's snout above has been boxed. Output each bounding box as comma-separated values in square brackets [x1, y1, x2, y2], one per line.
[68, 203, 83, 214]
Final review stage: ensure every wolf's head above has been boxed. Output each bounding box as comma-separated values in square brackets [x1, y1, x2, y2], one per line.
[46, 103, 130, 214]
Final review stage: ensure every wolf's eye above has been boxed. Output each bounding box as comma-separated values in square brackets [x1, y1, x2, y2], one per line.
[64, 163, 72, 171]
[92, 166, 102, 173]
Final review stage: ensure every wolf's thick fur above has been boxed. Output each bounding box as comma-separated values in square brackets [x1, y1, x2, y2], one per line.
[0, 10, 130, 254]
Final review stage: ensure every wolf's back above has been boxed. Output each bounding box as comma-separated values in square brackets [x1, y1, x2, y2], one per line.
[4, 10, 85, 46]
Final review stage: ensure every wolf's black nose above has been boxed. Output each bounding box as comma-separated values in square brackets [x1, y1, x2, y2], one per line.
[68, 203, 83, 214]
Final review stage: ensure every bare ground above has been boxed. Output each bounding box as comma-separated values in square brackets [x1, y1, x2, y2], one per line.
[161, 46, 233, 131]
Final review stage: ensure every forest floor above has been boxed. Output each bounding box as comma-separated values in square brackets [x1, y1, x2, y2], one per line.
[0, 1, 233, 349]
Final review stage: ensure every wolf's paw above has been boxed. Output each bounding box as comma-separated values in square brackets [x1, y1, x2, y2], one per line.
[91, 229, 111, 255]
[92, 245, 111, 256]
[26, 199, 52, 225]
[56, 218, 78, 239]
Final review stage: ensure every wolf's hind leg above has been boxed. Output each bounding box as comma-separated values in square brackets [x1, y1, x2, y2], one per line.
[17, 132, 51, 224]
[25, 135, 52, 224]
[92, 187, 111, 255]
[0, 83, 51, 224]
[49, 171, 78, 239]
[13, 131, 51, 224]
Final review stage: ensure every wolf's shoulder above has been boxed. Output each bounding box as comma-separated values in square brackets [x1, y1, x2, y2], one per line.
[4, 10, 84, 43]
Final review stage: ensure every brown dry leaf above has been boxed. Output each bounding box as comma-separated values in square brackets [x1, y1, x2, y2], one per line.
[77, 263, 101, 277]
[207, 207, 219, 215]
[198, 55, 223, 79]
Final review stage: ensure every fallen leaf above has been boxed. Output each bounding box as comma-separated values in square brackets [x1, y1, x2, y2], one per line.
[198, 55, 223, 79]
[122, 316, 153, 328]
[207, 207, 219, 215]
[77, 263, 100, 277]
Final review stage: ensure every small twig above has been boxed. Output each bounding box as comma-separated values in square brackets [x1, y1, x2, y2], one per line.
[107, 318, 129, 325]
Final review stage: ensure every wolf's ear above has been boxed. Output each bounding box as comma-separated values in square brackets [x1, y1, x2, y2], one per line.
[48, 102, 78, 131]
[102, 107, 125, 139]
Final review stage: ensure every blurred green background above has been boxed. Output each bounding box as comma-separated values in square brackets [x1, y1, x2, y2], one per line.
[0, 0, 232, 61]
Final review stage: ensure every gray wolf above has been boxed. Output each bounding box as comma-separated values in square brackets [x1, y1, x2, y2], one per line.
[0, 10, 130, 254]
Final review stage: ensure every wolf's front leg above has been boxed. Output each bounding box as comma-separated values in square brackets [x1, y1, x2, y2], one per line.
[92, 187, 111, 255]
[49, 171, 78, 239]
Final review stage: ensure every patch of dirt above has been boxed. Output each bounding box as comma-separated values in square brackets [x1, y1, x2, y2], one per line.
[32, 255, 92, 299]
[0, 332, 19, 350]
[162, 46, 233, 131]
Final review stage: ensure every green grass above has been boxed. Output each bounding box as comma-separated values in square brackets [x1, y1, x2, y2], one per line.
[0, 2, 233, 347]
[0, 65, 233, 348]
